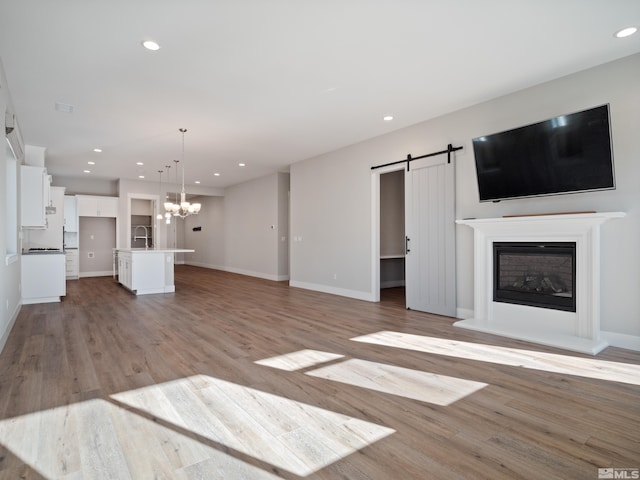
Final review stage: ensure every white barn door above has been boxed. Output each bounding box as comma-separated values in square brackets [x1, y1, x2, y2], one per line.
[404, 155, 456, 316]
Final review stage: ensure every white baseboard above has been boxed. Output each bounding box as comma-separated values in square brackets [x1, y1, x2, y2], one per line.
[0, 302, 21, 355]
[224, 266, 288, 282]
[80, 271, 113, 278]
[183, 261, 224, 270]
[22, 297, 61, 305]
[601, 331, 640, 352]
[184, 262, 290, 282]
[289, 280, 376, 302]
[456, 307, 474, 320]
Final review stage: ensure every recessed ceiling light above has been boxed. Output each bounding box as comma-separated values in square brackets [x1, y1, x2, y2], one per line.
[383, 115, 394, 121]
[142, 40, 160, 51]
[83, 170, 91, 173]
[238, 163, 246, 167]
[138, 175, 145, 179]
[214, 173, 220, 176]
[195, 180, 201, 184]
[87, 161, 95, 165]
[93, 148, 102, 153]
[615, 27, 637, 38]
[136, 162, 144, 166]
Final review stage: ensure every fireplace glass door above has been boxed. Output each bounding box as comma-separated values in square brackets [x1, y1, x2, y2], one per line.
[493, 242, 576, 312]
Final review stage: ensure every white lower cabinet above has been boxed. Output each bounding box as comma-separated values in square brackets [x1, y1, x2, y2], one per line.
[118, 252, 133, 290]
[22, 253, 66, 304]
[65, 250, 79, 279]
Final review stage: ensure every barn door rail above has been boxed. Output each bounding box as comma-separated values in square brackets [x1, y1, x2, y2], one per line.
[371, 143, 463, 172]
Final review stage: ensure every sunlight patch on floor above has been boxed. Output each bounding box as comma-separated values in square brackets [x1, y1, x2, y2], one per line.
[111, 374, 395, 476]
[254, 349, 344, 371]
[0, 376, 394, 478]
[306, 358, 488, 406]
[0, 398, 282, 479]
[351, 331, 640, 385]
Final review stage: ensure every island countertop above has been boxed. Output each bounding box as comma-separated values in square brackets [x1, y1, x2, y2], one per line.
[114, 248, 195, 254]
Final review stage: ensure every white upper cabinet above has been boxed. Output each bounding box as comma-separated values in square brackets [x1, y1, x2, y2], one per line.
[77, 195, 118, 218]
[64, 195, 78, 232]
[21, 165, 50, 228]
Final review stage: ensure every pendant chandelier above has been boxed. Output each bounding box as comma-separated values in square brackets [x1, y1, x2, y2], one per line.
[163, 128, 201, 220]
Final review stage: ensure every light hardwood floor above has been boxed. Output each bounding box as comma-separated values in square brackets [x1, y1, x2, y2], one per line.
[0, 266, 639, 479]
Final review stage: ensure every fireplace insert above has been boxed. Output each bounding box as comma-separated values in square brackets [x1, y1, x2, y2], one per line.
[493, 242, 576, 312]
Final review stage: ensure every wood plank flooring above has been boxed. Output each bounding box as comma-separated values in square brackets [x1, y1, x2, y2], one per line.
[0, 266, 639, 479]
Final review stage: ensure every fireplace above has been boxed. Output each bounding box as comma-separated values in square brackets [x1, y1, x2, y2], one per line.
[493, 242, 576, 312]
[455, 212, 625, 354]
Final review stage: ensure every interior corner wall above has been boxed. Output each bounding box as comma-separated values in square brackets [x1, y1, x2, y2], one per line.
[223, 173, 282, 281]
[289, 53, 640, 340]
[277, 172, 290, 279]
[0, 58, 22, 353]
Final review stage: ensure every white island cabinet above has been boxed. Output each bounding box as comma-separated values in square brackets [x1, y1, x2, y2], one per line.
[116, 248, 194, 295]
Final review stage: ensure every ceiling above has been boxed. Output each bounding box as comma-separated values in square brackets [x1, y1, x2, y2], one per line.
[1, 1, 639, 190]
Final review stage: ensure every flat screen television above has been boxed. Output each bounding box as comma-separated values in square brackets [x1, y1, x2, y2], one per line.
[472, 104, 615, 202]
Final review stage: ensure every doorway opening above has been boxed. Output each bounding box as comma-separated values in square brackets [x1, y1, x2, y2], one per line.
[126, 193, 160, 250]
[371, 151, 456, 316]
[380, 170, 406, 306]
[131, 198, 154, 248]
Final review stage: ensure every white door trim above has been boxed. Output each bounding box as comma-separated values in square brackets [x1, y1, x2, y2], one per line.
[371, 163, 407, 302]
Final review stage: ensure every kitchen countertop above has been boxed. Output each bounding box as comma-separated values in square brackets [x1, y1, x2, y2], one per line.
[114, 248, 195, 253]
[22, 250, 65, 255]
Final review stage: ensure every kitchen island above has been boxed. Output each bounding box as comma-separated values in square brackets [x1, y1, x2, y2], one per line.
[115, 248, 194, 295]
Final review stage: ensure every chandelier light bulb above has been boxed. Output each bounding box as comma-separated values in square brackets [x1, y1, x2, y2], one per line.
[162, 128, 202, 220]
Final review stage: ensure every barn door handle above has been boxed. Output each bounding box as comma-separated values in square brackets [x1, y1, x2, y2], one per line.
[405, 236, 410, 254]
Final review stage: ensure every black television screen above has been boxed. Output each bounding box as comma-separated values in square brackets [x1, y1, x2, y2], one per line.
[472, 104, 615, 202]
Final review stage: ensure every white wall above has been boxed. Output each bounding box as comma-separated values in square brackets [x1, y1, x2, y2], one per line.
[0, 58, 21, 352]
[52, 176, 118, 196]
[223, 172, 288, 281]
[290, 53, 640, 344]
[290, 148, 373, 299]
[78, 217, 116, 276]
[177, 173, 289, 280]
[183, 195, 225, 269]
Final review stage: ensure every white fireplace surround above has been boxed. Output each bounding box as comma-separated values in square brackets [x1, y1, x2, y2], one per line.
[456, 212, 625, 355]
